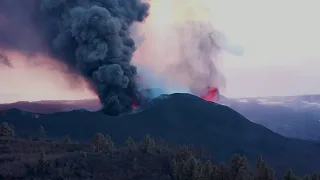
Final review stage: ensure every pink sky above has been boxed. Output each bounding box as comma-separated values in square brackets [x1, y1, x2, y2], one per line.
[0, 51, 97, 103]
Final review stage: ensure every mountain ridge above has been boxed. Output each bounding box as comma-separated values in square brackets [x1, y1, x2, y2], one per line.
[1, 93, 320, 176]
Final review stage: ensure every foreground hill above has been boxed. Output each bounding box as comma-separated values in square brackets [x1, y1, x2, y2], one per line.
[0, 137, 173, 180]
[1, 93, 320, 176]
[0, 136, 305, 180]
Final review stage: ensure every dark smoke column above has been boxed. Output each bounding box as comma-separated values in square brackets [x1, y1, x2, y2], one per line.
[40, 0, 149, 116]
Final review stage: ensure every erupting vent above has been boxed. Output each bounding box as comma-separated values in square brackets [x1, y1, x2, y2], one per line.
[200, 87, 219, 102]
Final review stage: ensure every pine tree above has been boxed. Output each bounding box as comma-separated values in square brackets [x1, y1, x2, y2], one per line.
[140, 134, 155, 153]
[0, 122, 15, 137]
[172, 159, 183, 180]
[254, 156, 276, 180]
[175, 146, 193, 162]
[143, 134, 155, 148]
[125, 136, 136, 149]
[37, 148, 48, 174]
[64, 135, 72, 144]
[199, 160, 215, 180]
[105, 134, 114, 151]
[92, 133, 107, 152]
[39, 125, 46, 140]
[185, 156, 199, 180]
[229, 154, 249, 180]
[284, 169, 299, 180]
[216, 163, 229, 180]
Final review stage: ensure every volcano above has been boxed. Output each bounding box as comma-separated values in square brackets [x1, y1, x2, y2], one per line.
[1, 93, 320, 177]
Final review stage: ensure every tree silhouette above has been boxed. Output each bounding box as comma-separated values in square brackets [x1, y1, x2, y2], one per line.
[142, 134, 155, 148]
[104, 134, 114, 151]
[139, 134, 155, 153]
[254, 156, 275, 180]
[125, 136, 136, 150]
[39, 125, 46, 140]
[36, 148, 48, 176]
[229, 154, 249, 180]
[199, 160, 216, 180]
[92, 133, 107, 152]
[284, 169, 299, 180]
[64, 135, 72, 144]
[216, 163, 229, 180]
[0, 122, 15, 137]
[185, 156, 200, 180]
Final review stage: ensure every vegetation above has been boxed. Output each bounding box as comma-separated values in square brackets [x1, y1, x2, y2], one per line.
[2, 95, 320, 177]
[0, 122, 318, 180]
[0, 122, 15, 137]
[63, 135, 72, 144]
[39, 125, 45, 140]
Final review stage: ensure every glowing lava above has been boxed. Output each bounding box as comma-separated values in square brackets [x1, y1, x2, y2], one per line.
[132, 103, 138, 110]
[200, 87, 219, 102]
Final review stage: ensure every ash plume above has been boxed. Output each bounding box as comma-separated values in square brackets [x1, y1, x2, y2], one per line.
[0, 0, 149, 116]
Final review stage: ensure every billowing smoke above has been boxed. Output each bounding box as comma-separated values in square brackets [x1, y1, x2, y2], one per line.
[40, 0, 149, 115]
[0, 0, 149, 116]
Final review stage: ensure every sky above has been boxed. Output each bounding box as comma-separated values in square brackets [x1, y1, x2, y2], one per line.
[1, 0, 320, 102]
[209, 0, 320, 97]
[132, 0, 320, 98]
[0, 51, 96, 103]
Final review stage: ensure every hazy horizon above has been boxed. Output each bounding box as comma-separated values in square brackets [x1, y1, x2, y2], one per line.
[214, 0, 320, 98]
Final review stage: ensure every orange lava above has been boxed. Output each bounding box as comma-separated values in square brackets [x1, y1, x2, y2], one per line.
[200, 87, 219, 102]
[132, 103, 138, 110]
[130, 96, 138, 109]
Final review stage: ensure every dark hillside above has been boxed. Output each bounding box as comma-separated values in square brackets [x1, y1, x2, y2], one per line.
[1, 93, 320, 176]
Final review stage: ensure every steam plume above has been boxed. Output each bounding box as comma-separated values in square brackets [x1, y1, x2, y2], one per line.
[132, 0, 243, 102]
[167, 22, 225, 95]
[132, 4, 225, 100]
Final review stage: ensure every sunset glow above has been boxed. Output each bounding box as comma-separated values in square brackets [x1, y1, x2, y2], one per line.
[0, 51, 97, 103]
